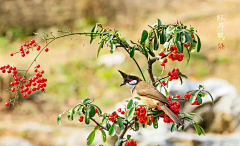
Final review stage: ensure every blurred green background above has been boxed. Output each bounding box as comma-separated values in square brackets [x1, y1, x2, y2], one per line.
[0, 0, 239, 146]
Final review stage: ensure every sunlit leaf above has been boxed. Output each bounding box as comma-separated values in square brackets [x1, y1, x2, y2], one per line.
[117, 118, 124, 130]
[100, 129, 106, 143]
[57, 114, 63, 125]
[87, 130, 96, 145]
[83, 98, 91, 104]
[140, 30, 148, 44]
[190, 90, 200, 103]
[109, 123, 116, 136]
[189, 113, 203, 121]
[196, 34, 201, 52]
[127, 99, 133, 109]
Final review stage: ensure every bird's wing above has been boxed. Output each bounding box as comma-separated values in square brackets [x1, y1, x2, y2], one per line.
[135, 81, 168, 103]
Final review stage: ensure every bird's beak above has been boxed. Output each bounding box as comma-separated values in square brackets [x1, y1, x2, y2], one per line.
[120, 83, 125, 86]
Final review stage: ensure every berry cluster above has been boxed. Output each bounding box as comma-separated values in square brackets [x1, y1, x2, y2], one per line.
[184, 92, 200, 105]
[159, 96, 180, 123]
[183, 42, 191, 48]
[125, 140, 137, 146]
[168, 68, 180, 81]
[10, 40, 49, 57]
[168, 46, 184, 62]
[108, 111, 118, 123]
[1, 64, 47, 106]
[135, 106, 150, 125]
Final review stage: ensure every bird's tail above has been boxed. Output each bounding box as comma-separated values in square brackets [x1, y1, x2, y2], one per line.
[160, 104, 184, 127]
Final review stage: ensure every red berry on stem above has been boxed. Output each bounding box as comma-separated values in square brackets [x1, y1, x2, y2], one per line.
[11, 87, 15, 92]
[45, 48, 49, 52]
[37, 46, 41, 51]
[95, 108, 98, 113]
[5, 102, 10, 106]
[161, 63, 165, 66]
[26, 50, 29, 54]
[118, 108, 121, 112]
[23, 94, 27, 98]
[36, 64, 40, 68]
[163, 58, 168, 63]
[10, 53, 14, 56]
[176, 94, 181, 98]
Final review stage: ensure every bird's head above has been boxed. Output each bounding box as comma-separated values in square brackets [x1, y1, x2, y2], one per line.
[118, 70, 141, 90]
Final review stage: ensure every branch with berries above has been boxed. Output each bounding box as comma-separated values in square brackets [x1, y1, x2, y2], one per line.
[1, 19, 214, 146]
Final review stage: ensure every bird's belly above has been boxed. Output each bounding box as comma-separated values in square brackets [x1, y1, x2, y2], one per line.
[132, 91, 157, 109]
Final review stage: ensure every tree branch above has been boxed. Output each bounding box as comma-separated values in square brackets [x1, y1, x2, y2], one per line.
[90, 117, 108, 131]
[119, 121, 135, 146]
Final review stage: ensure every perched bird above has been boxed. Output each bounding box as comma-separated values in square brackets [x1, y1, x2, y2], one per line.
[118, 70, 184, 126]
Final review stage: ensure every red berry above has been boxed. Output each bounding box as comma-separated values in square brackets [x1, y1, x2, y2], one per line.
[36, 64, 40, 68]
[26, 50, 29, 54]
[11, 87, 15, 92]
[79, 116, 84, 122]
[27, 90, 31, 95]
[5, 102, 10, 106]
[37, 46, 41, 51]
[34, 69, 38, 72]
[176, 94, 181, 98]
[20, 85, 24, 89]
[23, 94, 27, 98]
[191, 34, 194, 38]
[10, 82, 15, 86]
[41, 88, 44, 92]
[45, 48, 49, 52]
[163, 58, 168, 63]
[31, 40, 35, 44]
[121, 111, 125, 114]
[41, 70, 44, 74]
[161, 63, 165, 66]
[10, 53, 14, 56]
[118, 108, 121, 112]
[95, 108, 98, 113]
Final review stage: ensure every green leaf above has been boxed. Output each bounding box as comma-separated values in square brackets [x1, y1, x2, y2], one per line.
[154, 34, 159, 50]
[85, 106, 90, 125]
[90, 25, 97, 44]
[97, 40, 105, 57]
[92, 104, 102, 115]
[189, 113, 203, 121]
[105, 34, 114, 47]
[127, 99, 133, 109]
[57, 114, 62, 125]
[134, 120, 139, 131]
[181, 32, 186, 43]
[176, 41, 182, 53]
[158, 19, 162, 28]
[127, 135, 131, 140]
[134, 97, 141, 100]
[140, 30, 148, 44]
[78, 106, 84, 115]
[83, 98, 92, 104]
[193, 123, 202, 135]
[68, 108, 74, 121]
[176, 32, 180, 41]
[142, 46, 149, 58]
[102, 114, 108, 124]
[115, 139, 124, 146]
[89, 104, 96, 118]
[171, 123, 176, 132]
[153, 117, 158, 129]
[179, 76, 183, 85]
[160, 29, 166, 44]
[186, 47, 191, 65]
[109, 123, 117, 136]
[197, 95, 202, 104]
[163, 86, 169, 96]
[73, 104, 82, 115]
[117, 118, 124, 130]
[205, 91, 214, 105]
[178, 72, 188, 78]
[106, 122, 111, 130]
[199, 125, 206, 135]
[185, 32, 193, 44]
[190, 90, 200, 103]
[87, 130, 96, 145]
[196, 34, 201, 52]
[126, 108, 135, 121]
[130, 46, 135, 58]
[110, 41, 116, 54]
[100, 129, 107, 143]
[176, 29, 182, 33]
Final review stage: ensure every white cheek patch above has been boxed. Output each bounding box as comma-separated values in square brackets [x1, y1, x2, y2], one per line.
[129, 80, 137, 85]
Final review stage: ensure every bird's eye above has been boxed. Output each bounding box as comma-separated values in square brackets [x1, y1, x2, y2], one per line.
[130, 79, 133, 82]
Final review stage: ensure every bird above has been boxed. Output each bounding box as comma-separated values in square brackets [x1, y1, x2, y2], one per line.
[118, 70, 184, 126]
